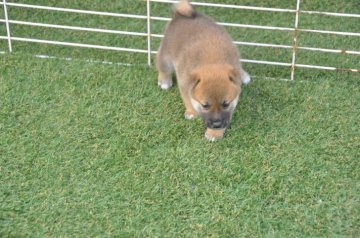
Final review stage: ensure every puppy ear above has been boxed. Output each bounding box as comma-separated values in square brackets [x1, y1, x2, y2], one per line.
[190, 68, 201, 88]
[226, 65, 241, 85]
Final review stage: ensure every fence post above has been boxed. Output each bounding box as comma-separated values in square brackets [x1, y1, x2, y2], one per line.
[3, 0, 12, 52]
[290, 0, 301, 80]
[146, 0, 152, 66]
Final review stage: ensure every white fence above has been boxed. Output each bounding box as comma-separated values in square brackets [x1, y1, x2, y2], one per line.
[1, 0, 359, 80]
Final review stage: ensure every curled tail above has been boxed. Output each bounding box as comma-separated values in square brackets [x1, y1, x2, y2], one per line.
[174, 0, 194, 17]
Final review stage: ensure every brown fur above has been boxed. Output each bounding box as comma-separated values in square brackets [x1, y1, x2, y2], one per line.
[156, 0, 250, 141]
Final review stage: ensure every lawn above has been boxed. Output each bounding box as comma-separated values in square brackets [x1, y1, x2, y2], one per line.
[1, 0, 360, 237]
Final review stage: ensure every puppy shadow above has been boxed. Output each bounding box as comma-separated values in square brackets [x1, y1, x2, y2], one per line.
[171, 74, 178, 87]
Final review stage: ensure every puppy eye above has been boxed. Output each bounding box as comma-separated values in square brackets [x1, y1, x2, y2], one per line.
[222, 102, 230, 109]
[202, 103, 210, 110]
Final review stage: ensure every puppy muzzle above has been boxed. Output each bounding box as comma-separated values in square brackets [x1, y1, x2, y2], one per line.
[204, 114, 230, 129]
[206, 119, 228, 129]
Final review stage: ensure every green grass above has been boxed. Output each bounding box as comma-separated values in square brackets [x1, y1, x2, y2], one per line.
[1, 0, 359, 78]
[1, 53, 359, 237]
[1, 0, 360, 237]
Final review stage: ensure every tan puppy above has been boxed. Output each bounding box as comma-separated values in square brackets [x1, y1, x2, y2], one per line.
[156, 0, 250, 141]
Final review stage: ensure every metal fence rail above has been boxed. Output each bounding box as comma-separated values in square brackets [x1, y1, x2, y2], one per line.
[1, 0, 359, 80]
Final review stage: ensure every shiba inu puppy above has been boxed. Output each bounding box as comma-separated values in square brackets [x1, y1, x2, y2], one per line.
[156, 0, 250, 141]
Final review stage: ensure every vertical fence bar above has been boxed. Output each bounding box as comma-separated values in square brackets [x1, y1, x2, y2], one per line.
[290, 0, 301, 80]
[3, 0, 12, 52]
[146, 0, 152, 66]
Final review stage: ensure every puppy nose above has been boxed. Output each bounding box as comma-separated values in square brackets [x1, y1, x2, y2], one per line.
[212, 120, 222, 129]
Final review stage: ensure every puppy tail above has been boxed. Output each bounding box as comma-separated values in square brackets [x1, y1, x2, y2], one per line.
[174, 0, 194, 17]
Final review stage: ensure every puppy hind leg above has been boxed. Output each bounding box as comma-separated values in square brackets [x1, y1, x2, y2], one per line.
[156, 54, 174, 90]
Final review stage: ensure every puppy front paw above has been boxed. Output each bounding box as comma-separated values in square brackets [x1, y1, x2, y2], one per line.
[205, 128, 225, 142]
[184, 110, 198, 120]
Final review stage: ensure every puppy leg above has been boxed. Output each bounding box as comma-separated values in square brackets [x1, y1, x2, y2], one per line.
[178, 82, 198, 119]
[205, 128, 225, 142]
[156, 52, 174, 90]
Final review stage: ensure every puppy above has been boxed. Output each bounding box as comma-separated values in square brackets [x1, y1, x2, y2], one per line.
[156, 0, 250, 141]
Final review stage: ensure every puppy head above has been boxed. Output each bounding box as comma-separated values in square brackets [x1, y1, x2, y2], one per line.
[190, 64, 241, 129]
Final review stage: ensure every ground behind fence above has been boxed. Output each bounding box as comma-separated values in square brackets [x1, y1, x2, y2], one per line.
[1, 0, 359, 80]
